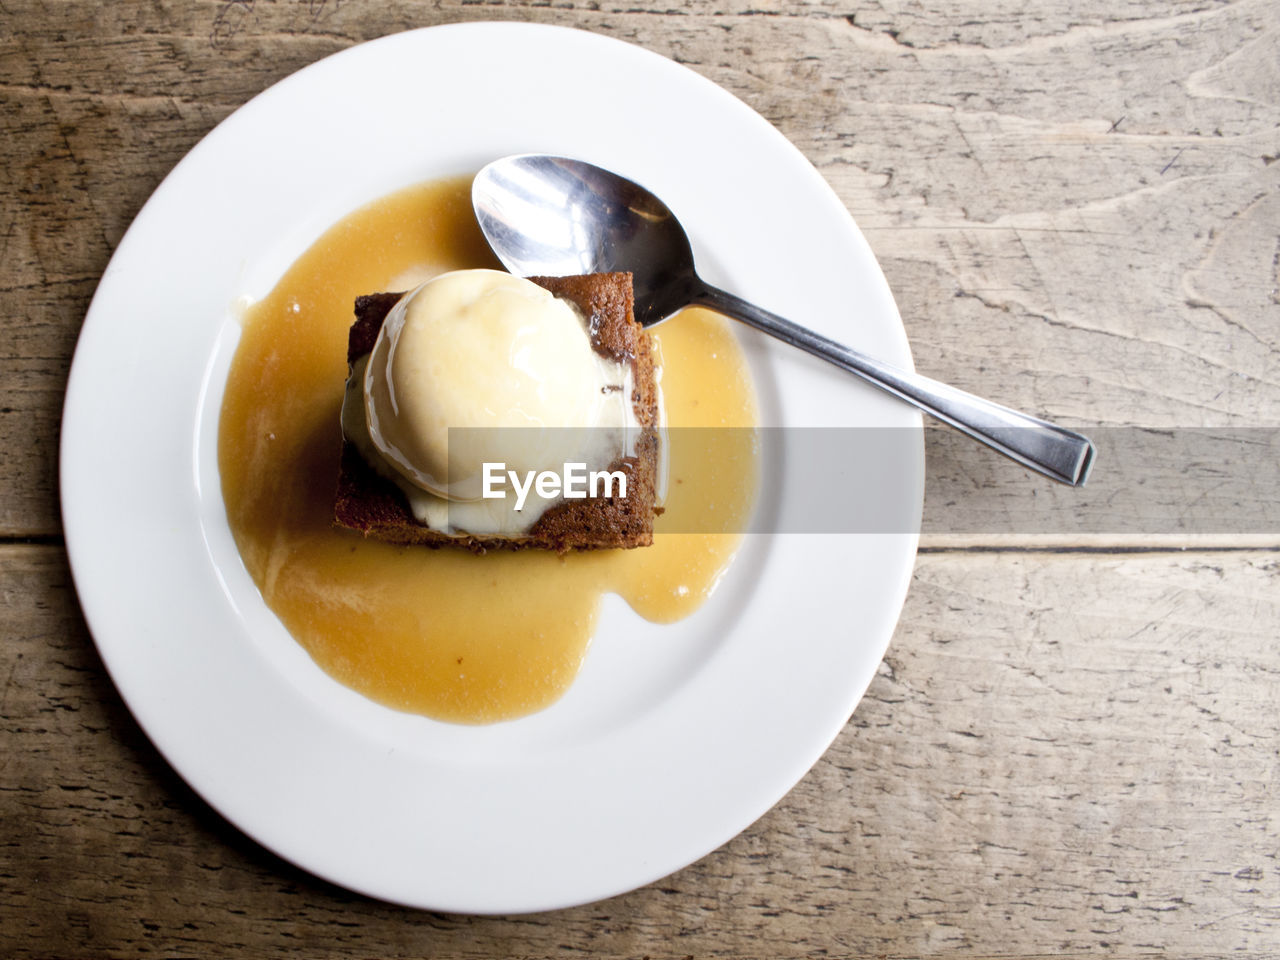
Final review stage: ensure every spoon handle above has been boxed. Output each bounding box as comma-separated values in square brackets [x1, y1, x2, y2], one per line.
[693, 284, 1095, 486]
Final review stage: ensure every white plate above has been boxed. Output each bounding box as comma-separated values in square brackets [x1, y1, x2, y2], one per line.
[61, 23, 921, 913]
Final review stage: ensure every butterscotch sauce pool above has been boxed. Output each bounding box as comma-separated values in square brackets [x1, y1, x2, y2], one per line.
[218, 176, 758, 723]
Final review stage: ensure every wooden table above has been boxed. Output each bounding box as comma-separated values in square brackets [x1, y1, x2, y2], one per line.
[4, 1, 1277, 956]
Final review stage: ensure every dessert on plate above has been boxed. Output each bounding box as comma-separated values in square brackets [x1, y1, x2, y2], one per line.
[218, 176, 756, 722]
[334, 269, 662, 553]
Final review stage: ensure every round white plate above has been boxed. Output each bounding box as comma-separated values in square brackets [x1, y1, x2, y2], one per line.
[61, 23, 921, 913]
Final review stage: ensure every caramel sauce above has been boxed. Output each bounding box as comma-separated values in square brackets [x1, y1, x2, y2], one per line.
[218, 177, 758, 723]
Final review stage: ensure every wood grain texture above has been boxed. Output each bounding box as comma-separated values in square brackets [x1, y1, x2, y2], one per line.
[2, 546, 1276, 957]
[2, 0, 1278, 955]
[2, 0, 1277, 534]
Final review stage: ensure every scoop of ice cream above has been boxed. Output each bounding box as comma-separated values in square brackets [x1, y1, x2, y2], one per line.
[363, 269, 629, 502]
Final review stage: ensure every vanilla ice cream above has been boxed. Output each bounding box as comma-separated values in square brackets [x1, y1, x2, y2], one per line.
[347, 269, 640, 536]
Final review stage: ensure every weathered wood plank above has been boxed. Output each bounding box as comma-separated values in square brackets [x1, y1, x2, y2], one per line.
[2, 0, 1276, 535]
[2, 545, 1275, 957]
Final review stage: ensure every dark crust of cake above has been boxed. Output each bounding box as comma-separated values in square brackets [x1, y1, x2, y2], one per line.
[333, 272, 659, 553]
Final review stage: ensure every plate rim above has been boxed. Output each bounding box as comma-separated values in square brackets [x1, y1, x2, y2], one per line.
[60, 21, 923, 913]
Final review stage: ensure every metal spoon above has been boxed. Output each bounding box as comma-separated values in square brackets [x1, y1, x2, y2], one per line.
[472, 154, 1095, 486]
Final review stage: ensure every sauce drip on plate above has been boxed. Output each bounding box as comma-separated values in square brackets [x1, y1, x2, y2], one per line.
[218, 177, 758, 723]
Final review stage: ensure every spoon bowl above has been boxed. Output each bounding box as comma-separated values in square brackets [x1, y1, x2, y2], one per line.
[473, 154, 1095, 486]
[472, 154, 702, 326]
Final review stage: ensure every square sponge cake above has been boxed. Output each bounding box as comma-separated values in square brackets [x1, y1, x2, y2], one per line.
[334, 272, 660, 553]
